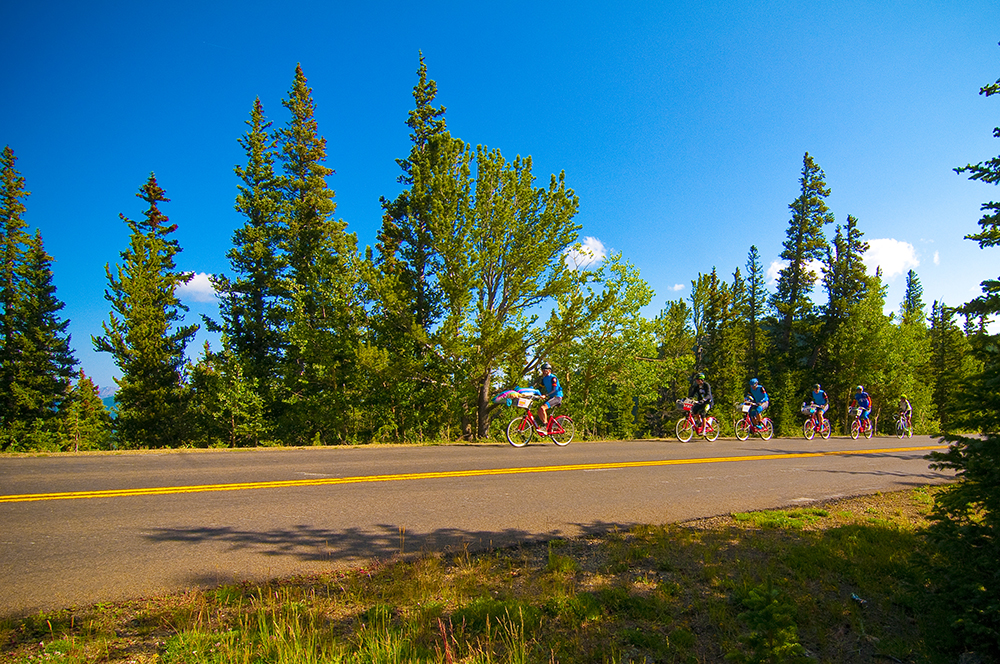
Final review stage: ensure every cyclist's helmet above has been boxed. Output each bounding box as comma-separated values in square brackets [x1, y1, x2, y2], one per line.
[856, 385, 863, 392]
[696, 372, 706, 380]
[814, 384, 821, 391]
[749, 378, 759, 386]
[540, 362, 552, 371]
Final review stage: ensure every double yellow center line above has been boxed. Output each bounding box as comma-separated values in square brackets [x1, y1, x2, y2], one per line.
[0, 445, 946, 504]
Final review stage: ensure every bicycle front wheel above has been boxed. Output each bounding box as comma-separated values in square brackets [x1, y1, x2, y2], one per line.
[676, 418, 694, 442]
[850, 420, 861, 440]
[803, 418, 816, 440]
[820, 419, 831, 439]
[760, 419, 774, 441]
[704, 416, 720, 441]
[506, 417, 533, 447]
[896, 420, 906, 439]
[735, 419, 751, 441]
[550, 415, 575, 446]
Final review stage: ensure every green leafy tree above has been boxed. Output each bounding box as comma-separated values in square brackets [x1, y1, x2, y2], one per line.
[93, 174, 198, 448]
[648, 299, 696, 436]
[548, 253, 658, 439]
[900, 269, 925, 326]
[919, 63, 1000, 660]
[210, 97, 287, 419]
[275, 64, 361, 444]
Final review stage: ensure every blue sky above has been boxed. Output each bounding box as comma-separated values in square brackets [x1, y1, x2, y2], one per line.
[2, 1, 999, 392]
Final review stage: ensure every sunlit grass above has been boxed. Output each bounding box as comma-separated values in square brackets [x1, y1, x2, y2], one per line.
[1, 488, 944, 663]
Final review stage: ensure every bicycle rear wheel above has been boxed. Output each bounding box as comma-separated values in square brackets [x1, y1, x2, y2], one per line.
[735, 419, 751, 441]
[506, 417, 533, 447]
[760, 419, 774, 441]
[803, 418, 816, 440]
[676, 418, 694, 442]
[864, 420, 874, 439]
[704, 416, 720, 441]
[550, 415, 575, 446]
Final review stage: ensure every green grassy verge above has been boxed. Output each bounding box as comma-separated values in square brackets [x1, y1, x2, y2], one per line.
[1, 487, 940, 663]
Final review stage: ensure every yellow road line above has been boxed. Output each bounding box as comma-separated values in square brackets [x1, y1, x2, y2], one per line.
[0, 445, 946, 504]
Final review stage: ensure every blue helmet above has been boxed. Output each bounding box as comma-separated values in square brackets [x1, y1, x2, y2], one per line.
[750, 378, 759, 386]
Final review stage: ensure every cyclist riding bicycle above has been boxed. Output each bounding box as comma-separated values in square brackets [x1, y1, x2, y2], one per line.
[746, 378, 769, 428]
[850, 385, 872, 426]
[898, 394, 912, 426]
[687, 372, 714, 431]
[535, 362, 563, 435]
[809, 383, 829, 426]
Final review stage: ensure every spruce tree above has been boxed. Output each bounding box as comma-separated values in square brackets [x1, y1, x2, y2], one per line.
[93, 174, 198, 448]
[919, 64, 1000, 660]
[275, 64, 360, 444]
[770, 152, 833, 358]
[10, 230, 78, 426]
[900, 269, 926, 326]
[744, 245, 769, 379]
[212, 97, 287, 417]
[59, 371, 113, 451]
[0, 145, 30, 437]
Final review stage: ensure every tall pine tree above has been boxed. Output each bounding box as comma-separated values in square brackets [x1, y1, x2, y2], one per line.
[211, 97, 287, 418]
[275, 64, 361, 444]
[93, 174, 198, 448]
[0, 145, 31, 438]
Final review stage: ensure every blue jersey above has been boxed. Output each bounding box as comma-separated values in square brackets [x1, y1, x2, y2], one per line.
[749, 384, 768, 403]
[542, 374, 563, 398]
[853, 391, 871, 409]
[811, 389, 828, 406]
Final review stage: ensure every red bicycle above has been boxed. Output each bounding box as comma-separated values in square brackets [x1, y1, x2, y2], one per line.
[801, 403, 831, 440]
[505, 394, 575, 447]
[849, 407, 874, 440]
[675, 398, 720, 442]
[734, 399, 774, 441]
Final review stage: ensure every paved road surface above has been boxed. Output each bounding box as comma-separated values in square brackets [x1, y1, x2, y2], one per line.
[0, 435, 951, 616]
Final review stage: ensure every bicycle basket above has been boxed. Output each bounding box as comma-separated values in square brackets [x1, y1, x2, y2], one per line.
[676, 398, 693, 412]
[740, 403, 751, 413]
[516, 396, 533, 409]
[801, 403, 816, 415]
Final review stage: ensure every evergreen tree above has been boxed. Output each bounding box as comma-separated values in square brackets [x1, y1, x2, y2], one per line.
[59, 371, 113, 451]
[275, 64, 361, 444]
[744, 245, 769, 379]
[188, 342, 271, 447]
[362, 54, 470, 441]
[9, 230, 77, 426]
[927, 300, 971, 432]
[900, 269, 925, 326]
[211, 97, 287, 417]
[93, 174, 198, 448]
[0, 145, 30, 437]
[918, 64, 1000, 660]
[770, 152, 833, 359]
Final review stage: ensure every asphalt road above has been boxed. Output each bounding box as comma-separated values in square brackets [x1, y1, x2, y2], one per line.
[0, 435, 952, 617]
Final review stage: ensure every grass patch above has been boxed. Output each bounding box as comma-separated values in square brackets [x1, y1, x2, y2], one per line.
[0, 488, 944, 663]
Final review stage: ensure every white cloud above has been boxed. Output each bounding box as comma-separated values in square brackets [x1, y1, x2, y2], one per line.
[933, 251, 940, 265]
[671, 284, 685, 292]
[176, 272, 217, 302]
[766, 259, 823, 288]
[564, 236, 607, 270]
[863, 239, 919, 279]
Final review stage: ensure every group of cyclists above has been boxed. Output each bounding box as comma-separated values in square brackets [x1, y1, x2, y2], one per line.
[524, 361, 914, 438]
[684, 372, 914, 436]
